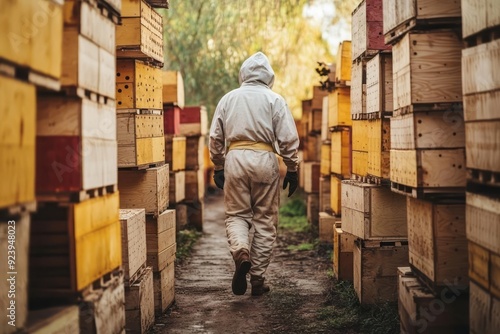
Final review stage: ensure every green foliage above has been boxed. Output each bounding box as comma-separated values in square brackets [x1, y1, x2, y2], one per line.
[287, 242, 315, 251]
[159, 1, 333, 121]
[175, 228, 202, 262]
[279, 195, 309, 232]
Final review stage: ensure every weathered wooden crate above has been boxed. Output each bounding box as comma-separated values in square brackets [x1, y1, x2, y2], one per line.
[328, 87, 352, 127]
[352, 151, 368, 177]
[462, 39, 500, 122]
[0, 214, 30, 334]
[175, 203, 188, 230]
[392, 30, 463, 113]
[351, 60, 366, 118]
[351, 0, 390, 61]
[302, 99, 312, 136]
[304, 134, 321, 162]
[180, 106, 208, 136]
[303, 162, 320, 193]
[367, 118, 390, 179]
[366, 53, 393, 116]
[319, 175, 331, 213]
[118, 164, 169, 216]
[469, 241, 500, 299]
[390, 148, 466, 193]
[79, 273, 125, 334]
[185, 135, 205, 170]
[466, 192, 500, 256]
[116, 59, 162, 110]
[164, 135, 186, 171]
[407, 197, 468, 289]
[163, 105, 181, 135]
[335, 41, 352, 85]
[62, 29, 115, 98]
[117, 112, 165, 168]
[353, 239, 409, 304]
[383, 0, 461, 44]
[307, 193, 320, 226]
[119, 209, 147, 284]
[312, 86, 328, 112]
[162, 71, 185, 108]
[462, 0, 500, 39]
[390, 110, 465, 150]
[30, 193, 122, 295]
[398, 267, 469, 334]
[184, 169, 205, 202]
[319, 212, 339, 243]
[333, 227, 355, 281]
[37, 96, 117, 193]
[466, 120, 500, 174]
[0, 76, 35, 209]
[146, 209, 176, 272]
[153, 265, 175, 315]
[125, 267, 155, 334]
[26, 306, 79, 334]
[469, 281, 500, 334]
[341, 180, 407, 239]
[320, 143, 331, 176]
[63, 0, 116, 55]
[330, 130, 351, 178]
[330, 175, 342, 216]
[122, 0, 163, 33]
[116, 0, 163, 64]
[0, 0, 63, 80]
[169, 171, 185, 204]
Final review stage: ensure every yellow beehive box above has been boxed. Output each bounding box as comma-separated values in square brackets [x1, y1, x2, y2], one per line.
[367, 118, 391, 179]
[330, 131, 351, 178]
[335, 41, 352, 84]
[0, 0, 63, 80]
[30, 192, 122, 293]
[117, 112, 165, 168]
[0, 76, 36, 209]
[162, 71, 185, 108]
[164, 135, 186, 171]
[328, 87, 352, 127]
[116, 59, 163, 110]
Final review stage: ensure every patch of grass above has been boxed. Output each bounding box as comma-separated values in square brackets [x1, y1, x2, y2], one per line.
[175, 228, 202, 262]
[279, 194, 309, 233]
[287, 242, 315, 251]
[317, 279, 399, 333]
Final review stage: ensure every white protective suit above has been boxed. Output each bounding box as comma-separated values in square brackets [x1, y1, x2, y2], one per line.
[209, 52, 300, 278]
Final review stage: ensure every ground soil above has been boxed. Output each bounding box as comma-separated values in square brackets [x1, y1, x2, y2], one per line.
[150, 191, 351, 334]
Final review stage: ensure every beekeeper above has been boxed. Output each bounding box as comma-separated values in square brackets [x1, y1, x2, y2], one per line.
[209, 52, 300, 296]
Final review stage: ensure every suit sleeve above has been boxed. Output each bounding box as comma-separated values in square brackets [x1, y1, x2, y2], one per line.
[209, 101, 226, 171]
[273, 102, 300, 172]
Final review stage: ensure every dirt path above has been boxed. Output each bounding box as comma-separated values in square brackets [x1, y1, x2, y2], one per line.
[151, 191, 342, 334]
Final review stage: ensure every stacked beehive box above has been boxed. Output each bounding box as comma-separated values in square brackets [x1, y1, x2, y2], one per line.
[342, 0, 409, 304]
[380, 0, 469, 330]
[116, 0, 175, 331]
[462, 3, 500, 333]
[301, 86, 328, 226]
[22, 1, 126, 333]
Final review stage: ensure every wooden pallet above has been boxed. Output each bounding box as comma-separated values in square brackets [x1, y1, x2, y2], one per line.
[116, 108, 163, 115]
[360, 238, 408, 248]
[351, 113, 368, 120]
[468, 169, 500, 188]
[384, 17, 462, 45]
[464, 26, 500, 48]
[0, 59, 60, 91]
[393, 102, 463, 117]
[390, 181, 465, 200]
[0, 201, 37, 218]
[409, 264, 469, 295]
[37, 184, 118, 203]
[127, 262, 148, 287]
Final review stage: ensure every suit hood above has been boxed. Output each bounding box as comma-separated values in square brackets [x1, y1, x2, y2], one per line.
[238, 52, 275, 88]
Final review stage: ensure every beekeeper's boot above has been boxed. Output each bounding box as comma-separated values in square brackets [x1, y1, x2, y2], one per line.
[232, 249, 251, 295]
[250, 275, 270, 296]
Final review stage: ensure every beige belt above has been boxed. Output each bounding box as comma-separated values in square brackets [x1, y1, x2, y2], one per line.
[228, 140, 275, 153]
